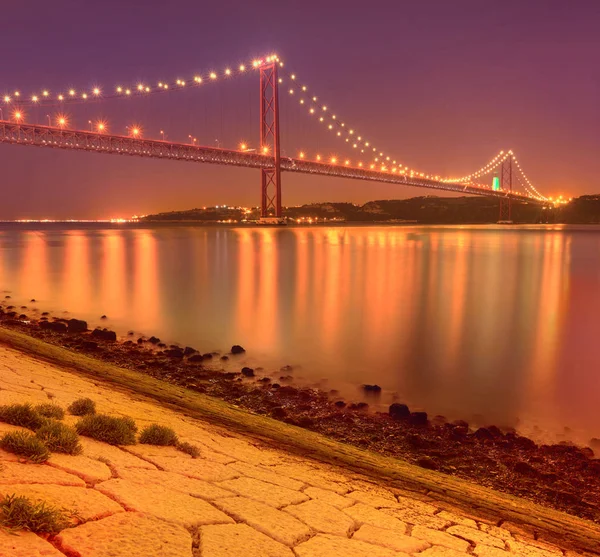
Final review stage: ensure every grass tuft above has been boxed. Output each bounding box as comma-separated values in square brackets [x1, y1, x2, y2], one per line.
[139, 424, 178, 446]
[0, 404, 44, 430]
[67, 398, 96, 416]
[176, 441, 201, 458]
[34, 403, 65, 420]
[36, 421, 82, 455]
[0, 431, 50, 463]
[75, 414, 137, 445]
[0, 494, 71, 534]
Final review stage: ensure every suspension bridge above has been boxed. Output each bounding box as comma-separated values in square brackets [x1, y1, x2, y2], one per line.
[0, 54, 551, 223]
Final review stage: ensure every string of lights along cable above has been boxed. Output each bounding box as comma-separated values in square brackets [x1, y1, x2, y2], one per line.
[0, 52, 563, 217]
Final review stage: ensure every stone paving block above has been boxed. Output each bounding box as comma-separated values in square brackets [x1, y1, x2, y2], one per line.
[447, 525, 505, 549]
[0, 461, 85, 486]
[117, 467, 233, 500]
[294, 534, 401, 557]
[198, 523, 293, 557]
[347, 479, 399, 500]
[346, 490, 402, 508]
[228, 460, 305, 490]
[125, 444, 190, 461]
[474, 546, 510, 557]
[383, 507, 451, 529]
[507, 539, 562, 557]
[0, 484, 123, 522]
[142, 454, 238, 482]
[214, 496, 311, 546]
[436, 510, 478, 528]
[95, 478, 233, 528]
[352, 524, 431, 552]
[343, 503, 407, 533]
[217, 476, 309, 508]
[56, 512, 192, 557]
[79, 437, 156, 471]
[0, 528, 65, 557]
[270, 463, 349, 494]
[411, 525, 471, 552]
[304, 486, 355, 509]
[396, 494, 438, 514]
[420, 547, 470, 557]
[514, 535, 563, 554]
[284, 499, 355, 536]
[478, 523, 513, 541]
[48, 454, 112, 483]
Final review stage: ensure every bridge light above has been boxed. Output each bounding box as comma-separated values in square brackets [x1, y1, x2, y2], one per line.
[240, 143, 247, 151]
[97, 121, 106, 133]
[239, 64, 246, 71]
[116, 86, 123, 93]
[13, 110, 23, 122]
[58, 94, 64, 101]
[302, 86, 307, 91]
[316, 154, 321, 161]
[262, 146, 269, 154]
[299, 152, 305, 158]
[300, 99, 304, 104]
[14, 91, 20, 97]
[330, 157, 337, 164]
[358, 162, 363, 167]
[137, 84, 144, 91]
[3, 96, 10, 103]
[337, 131, 341, 136]
[291, 74, 296, 80]
[252, 60, 260, 68]
[125, 89, 131, 95]
[309, 108, 314, 114]
[322, 106, 327, 111]
[69, 89, 75, 96]
[42, 90, 49, 97]
[289, 89, 294, 94]
[345, 160, 350, 165]
[210, 72, 217, 80]
[225, 68, 231, 75]
[319, 117, 324, 122]
[31, 95, 39, 102]
[93, 87, 100, 96]
[82, 93, 88, 99]
[57, 115, 68, 128]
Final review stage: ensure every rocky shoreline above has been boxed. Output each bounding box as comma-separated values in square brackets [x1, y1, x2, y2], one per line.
[0, 301, 599, 524]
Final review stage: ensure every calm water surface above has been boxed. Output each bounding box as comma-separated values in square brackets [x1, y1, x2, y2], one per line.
[1, 223, 598, 443]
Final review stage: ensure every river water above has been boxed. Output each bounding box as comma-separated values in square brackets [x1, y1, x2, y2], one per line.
[0, 223, 598, 444]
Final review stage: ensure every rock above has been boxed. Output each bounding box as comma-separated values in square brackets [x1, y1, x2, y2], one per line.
[30, 298, 36, 302]
[220, 355, 229, 361]
[389, 403, 410, 420]
[241, 367, 255, 377]
[285, 500, 354, 536]
[91, 328, 117, 341]
[271, 383, 280, 389]
[183, 346, 197, 356]
[417, 456, 439, 470]
[165, 348, 184, 359]
[40, 320, 67, 333]
[202, 353, 213, 360]
[363, 384, 382, 393]
[258, 377, 271, 383]
[20, 306, 27, 309]
[148, 336, 161, 344]
[473, 427, 495, 440]
[271, 407, 287, 419]
[82, 340, 98, 351]
[590, 438, 600, 452]
[100, 314, 107, 319]
[199, 523, 293, 557]
[67, 318, 88, 333]
[188, 354, 204, 363]
[453, 419, 469, 428]
[280, 365, 293, 372]
[158, 342, 167, 348]
[513, 460, 537, 476]
[18, 314, 27, 319]
[231, 344, 246, 354]
[137, 337, 145, 344]
[334, 401, 346, 408]
[127, 330, 134, 335]
[487, 425, 503, 438]
[409, 412, 428, 426]
[4, 295, 9, 299]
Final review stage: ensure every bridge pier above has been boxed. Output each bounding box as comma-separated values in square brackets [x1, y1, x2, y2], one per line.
[498, 155, 513, 223]
[259, 60, 283, 223]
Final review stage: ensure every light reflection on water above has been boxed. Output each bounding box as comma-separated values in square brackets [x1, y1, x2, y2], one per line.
[0, 223, 598, 444]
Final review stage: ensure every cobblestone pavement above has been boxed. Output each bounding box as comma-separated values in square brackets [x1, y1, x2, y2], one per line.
[0, 347, 589, 556]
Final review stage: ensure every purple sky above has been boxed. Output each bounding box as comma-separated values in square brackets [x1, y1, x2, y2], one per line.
[0, 0, 598, 219]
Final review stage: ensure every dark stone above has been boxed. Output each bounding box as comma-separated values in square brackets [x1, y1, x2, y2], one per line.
[473, 427, 495, 441]
[389, 403, 410, 420]
[6, 311, 17, 318]
[148, 336, 161, 345]
[417, 456, 439, 470]
[231, 345, 245, 354]
[137, 338, 144, 344]
[363, 384, 382, 393]
[271, 383, 280, 389]
[453, 419, 469, 428]
[165, 348, 184, 359]
[409, 411, 428, 426]
[202, 353, 213, 360]
[91, 328, 117, 341]
[349, 402, 369, 410]
[18, 314, 27, 319]
[241, 367, 255, 377]
[271, 407, 287, 419]
[124, 340, 133, 346]
[4, 295, 10, 299]
[82, 340, 98, 351]
[6, 306, 14, 310]
[40, 316, 48, 321]
[188, 354, 204, 363]
[183, 346, 197, 356]
[127, 331, 134, 336]
[41, 312, 50, 316]
[20, 306, 27, 309]
[100, 315, 107, 319]
[30, 299, 36, 302]
[514, 460, 537, 476]
[258, 377, 271, 383]
[280, 365, 293, 372]
[334, 400, 346, 408]
[487, 425, 503, 438]
[40, 320, 67, 333]
[296, 416, 315, 428]
[220, 355, 229, 361]
[158, 343, 166, 348]
[67, 318, 88, 333]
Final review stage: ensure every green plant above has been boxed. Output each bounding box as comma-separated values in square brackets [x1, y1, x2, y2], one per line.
[0, 431, 50, 463]
[0, 494, 71, 534]
[75, 414, 137, 445]
[67, 398, 96, 416]
[176, 441, 201, 458]
[139, 424, 178, 446]
[34, 403, 65, 420]
[0, 404, 44, 430]
[36, 422, 82, 455]
[120, 416, 138, 434]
